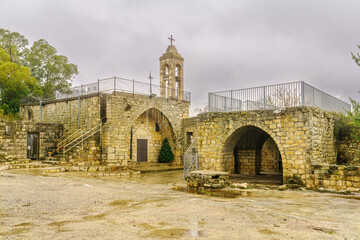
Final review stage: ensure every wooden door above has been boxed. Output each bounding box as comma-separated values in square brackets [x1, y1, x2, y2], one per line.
[27, 133, 39, 160]
[137, 139, 148, 162]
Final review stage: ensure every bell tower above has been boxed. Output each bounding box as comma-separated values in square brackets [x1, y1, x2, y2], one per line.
[159, 35, 184, 100]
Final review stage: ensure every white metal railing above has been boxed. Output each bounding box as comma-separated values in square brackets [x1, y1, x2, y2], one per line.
[183, 136, 198, 179]
[55, 76, 191, 102]
[208, 81, 350, 114]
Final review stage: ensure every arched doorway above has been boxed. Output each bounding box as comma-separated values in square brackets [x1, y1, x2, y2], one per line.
[223, 125, 283, 184]
[131, 108, 175, 163]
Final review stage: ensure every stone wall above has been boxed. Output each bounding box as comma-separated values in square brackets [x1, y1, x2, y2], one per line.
[183, 107, 337, 185]
[306, 164, 360, 192]
[261, 138, 281, 174]
[0, 120, 63, 161]
[20, 93, 102, 134]
[235, 150, 256, 174]
[338, 140, 360, 166]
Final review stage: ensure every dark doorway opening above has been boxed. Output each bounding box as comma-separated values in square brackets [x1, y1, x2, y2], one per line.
[224, 125, 283, 185]
[27, 132, 39, 160]
[137, 139, 148, 162]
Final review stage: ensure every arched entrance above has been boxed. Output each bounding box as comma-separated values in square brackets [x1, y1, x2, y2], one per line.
[223, 125, 283, 184]
[131, 108, 175, 163]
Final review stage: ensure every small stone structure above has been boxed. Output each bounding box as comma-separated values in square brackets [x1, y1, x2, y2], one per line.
[0, 120, 62, 161]
[309, 164, 360, 192]
[186, 170, 230, 188]
[183, 107, 360, 192]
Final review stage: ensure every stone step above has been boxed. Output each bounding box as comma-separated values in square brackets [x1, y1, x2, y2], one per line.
[132, 163, 183, 173]
[0, 159, 31, 165]
[4, 163, 52, 170]
[42, 160, 61, 165]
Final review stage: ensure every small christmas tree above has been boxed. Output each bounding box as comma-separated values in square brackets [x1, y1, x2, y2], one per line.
[158, 138, 174, 163]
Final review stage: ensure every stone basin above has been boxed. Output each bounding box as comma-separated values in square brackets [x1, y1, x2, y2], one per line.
[186, 170, 230, 189]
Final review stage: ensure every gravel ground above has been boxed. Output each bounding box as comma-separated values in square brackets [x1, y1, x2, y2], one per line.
[0, 169, 359, 240]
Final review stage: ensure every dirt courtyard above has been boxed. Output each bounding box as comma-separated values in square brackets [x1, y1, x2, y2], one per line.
[0, 169, 359, 240]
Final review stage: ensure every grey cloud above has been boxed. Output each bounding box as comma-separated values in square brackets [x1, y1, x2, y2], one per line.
[1, 0, 359, 112]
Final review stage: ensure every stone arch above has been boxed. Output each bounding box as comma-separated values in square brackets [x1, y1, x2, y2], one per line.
[27, 108, 34, 120]
[131, 107, 176, 163]
[222, 124, 284, 177]
[163, 63, 170, 76]
[175, 64, 181, 78]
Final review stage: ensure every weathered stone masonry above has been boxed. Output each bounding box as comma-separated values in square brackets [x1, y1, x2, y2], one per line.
[0, 120, 62, 161]
[21, 91, 189, 165]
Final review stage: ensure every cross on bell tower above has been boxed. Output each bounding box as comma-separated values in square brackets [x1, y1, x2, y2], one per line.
[168, 35, 175, 45]
[159, 36, 184, 100]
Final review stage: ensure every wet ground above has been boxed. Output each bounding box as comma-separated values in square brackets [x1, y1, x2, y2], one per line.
[1, 169, 359, 239]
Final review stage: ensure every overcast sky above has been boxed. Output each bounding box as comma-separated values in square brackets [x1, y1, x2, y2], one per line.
[1, 0, 359, 114]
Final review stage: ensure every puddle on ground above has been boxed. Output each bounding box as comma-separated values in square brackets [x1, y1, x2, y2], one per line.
[108, 199, 133, 207]
[143, 228, 203, 239]
[82, 213, 107, 221]
[14, 222, 33, 227]
[258, 228, 278, 235]
[333, 195, 360, 200]
[172, 186, 251, 198]
[48, 220, 77, 227]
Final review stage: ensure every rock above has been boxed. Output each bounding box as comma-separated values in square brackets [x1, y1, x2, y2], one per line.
[88, 166, 99, 172]
[186, 170, 230, 189]
[231, 183, 248, 189]
[338, 190, 351, 195]
[278, 185, 287, 191]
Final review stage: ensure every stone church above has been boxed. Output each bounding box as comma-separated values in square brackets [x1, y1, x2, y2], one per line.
[19, 41, 190, 166]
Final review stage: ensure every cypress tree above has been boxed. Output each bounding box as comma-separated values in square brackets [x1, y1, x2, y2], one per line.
[158, 138, 174, 163]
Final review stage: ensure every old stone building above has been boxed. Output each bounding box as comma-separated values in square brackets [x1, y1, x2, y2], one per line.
[1, 40, 358, 192]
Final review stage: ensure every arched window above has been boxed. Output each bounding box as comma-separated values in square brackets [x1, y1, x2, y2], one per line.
[175, 65, 181, 77]
[164, 64, 169, 76]
[28, 109, 33, 120]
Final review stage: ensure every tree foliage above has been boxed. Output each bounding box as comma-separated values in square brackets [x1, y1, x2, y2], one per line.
[347, 98, 360, 141]
[25, 39, 78, 98]
[334, 98, 360, 142]
[0, 47, 42, 115]
[0, 28, 78, 113]
[0, 29, 29, 63]
[158, 138, 174, 163]
[352, 45, 360, 67]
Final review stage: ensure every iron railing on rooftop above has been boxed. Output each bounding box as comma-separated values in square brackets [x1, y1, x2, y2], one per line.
[208, 81, 350, 113]
[55, 76, 191, 102]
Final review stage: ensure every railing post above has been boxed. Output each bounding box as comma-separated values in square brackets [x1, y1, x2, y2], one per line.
[78, 95, 81, 129]
[195, 152, 198, 171]
[97, 79, 100, 96]
[208, 93, 211, 112]
[230, 90, 233, 112]
[301, 81, 305, 106]
[263, 86, 266, 109]
[313, 87, 315, 106]
[40, 99, 42, 123]
[132, 79, 135, 97]
[114, 76, 116, 92]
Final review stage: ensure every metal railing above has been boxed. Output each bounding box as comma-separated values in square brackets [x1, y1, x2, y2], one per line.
[55, 76, 191, 102]
[183, 136, 199, 179]
[208, 81, 350, 113]
[57, 119, 103, 159]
